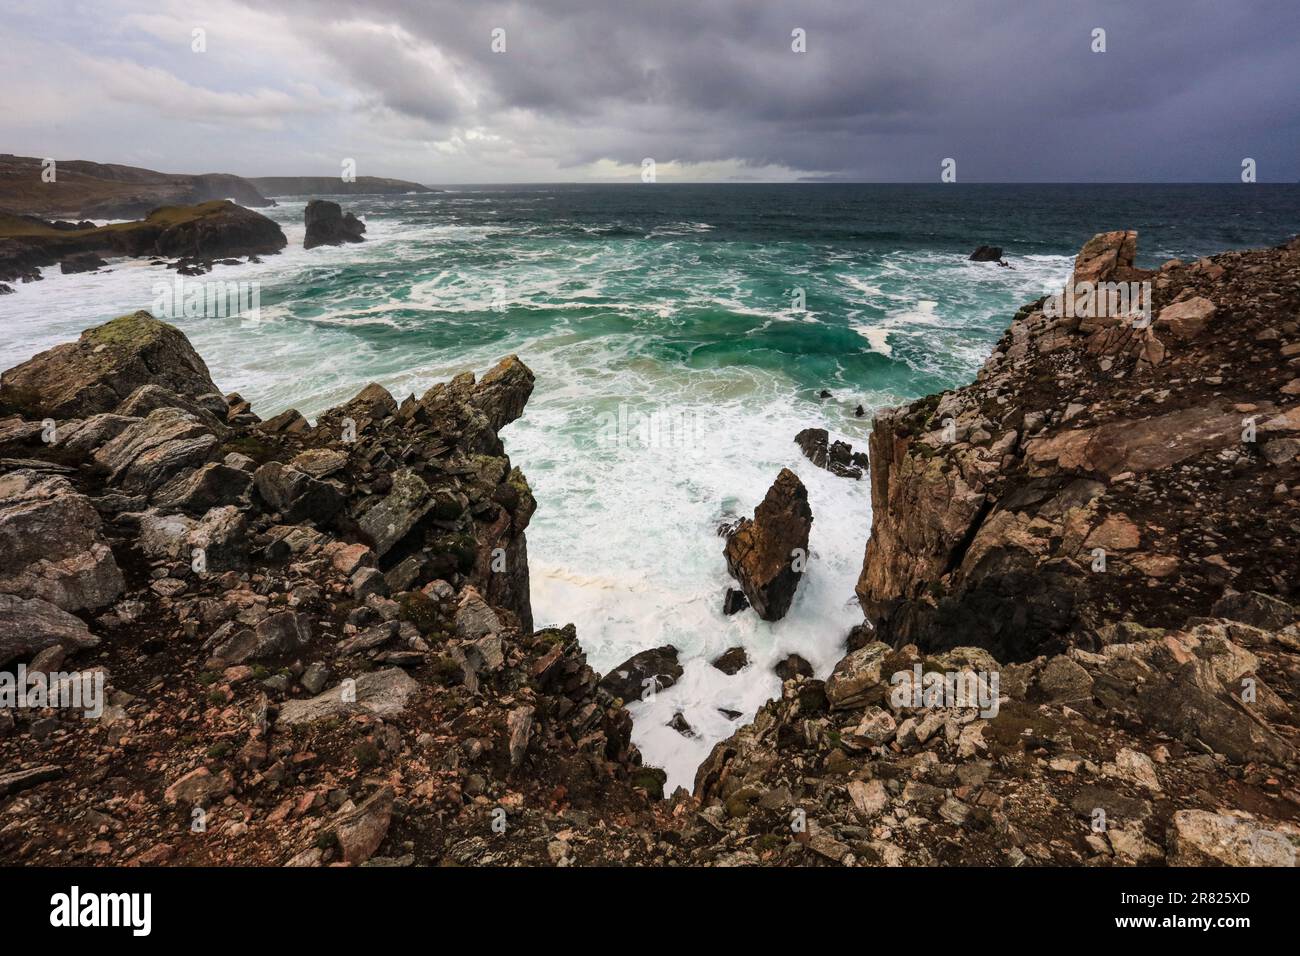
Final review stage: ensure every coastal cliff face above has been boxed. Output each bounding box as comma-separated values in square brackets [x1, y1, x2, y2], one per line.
[0, 313, 666, 866]
[857, 232, 1300, 661]
[682, 233, 1300, 867]
[2, 233, 1299, 868]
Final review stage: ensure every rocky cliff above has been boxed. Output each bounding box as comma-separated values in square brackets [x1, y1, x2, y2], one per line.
[681, 232, 1300, 866]
[0, 313, 669, 866]
[3, 232, 1298, 868]
[0, 154, 273, 220]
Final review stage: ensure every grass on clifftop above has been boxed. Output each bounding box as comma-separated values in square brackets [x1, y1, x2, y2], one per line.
[0, 200, 243, 240]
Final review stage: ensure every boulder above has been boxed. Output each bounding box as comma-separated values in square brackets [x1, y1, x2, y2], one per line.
[968, 246, 1003, 262]
[470, 355, 535, 432]
[60, 252, 106, 274]
[0, 593, 100, 667]
[1210, 591, 1296, 630]
[0, 311, 221, 418]
[723, 469, 813, 621]
[94, 407, 219, 494]
[357, 469, 433, 557]
[115, 383, 228, 434]
[1155, 296, 1216, 341]
[599, 646, 683, 702]
[0, 470, 123, 611]
[303, 199, 366, 250]
[253, 461, 345, 525]
[152, 462, 252, 514]
[825, 641, 892, 709]
[332, 787, 394, 865]
[1167, 810, 1297, 866]
[277, 668, 419, 726]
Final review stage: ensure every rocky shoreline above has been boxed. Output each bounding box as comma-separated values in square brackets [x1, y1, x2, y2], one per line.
[0, 230, 1297, 867]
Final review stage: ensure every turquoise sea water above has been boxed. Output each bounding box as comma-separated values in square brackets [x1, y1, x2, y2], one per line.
[4, 184, 1297, 788]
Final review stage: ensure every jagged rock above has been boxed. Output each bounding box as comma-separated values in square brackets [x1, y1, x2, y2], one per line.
[723, 468, 812, 621]
[211, 610, 310, 664]
[303, 199, 366, 250]
[0, 311, 221, 418]
[507, 705, 535, 767]
[94, 408, 219, 494]
[0, 594, 99, 667]
[332, 787, 394, 865]
[794, 427, 868, 479]
[153, 462, 251, 514]
[115, 383, 228, 434]
[57, 413, 138, 458]
[253, 461, 345, 525]
[453, 586, 502, 640]
[470, 355, 535, 432]
[712, 646, 749, 674]
[0, 470, 123, 611]
[599, 646, 682, 702]
[277, 668, 419, 725]
[356, 468, 432, 557]
[722, 588, 749, 615]
[969, 245, 1003, 262]
[825, 641, 892, 710]
[774, 654, 813, 680]
[1211, 590, 1296, 630]
[1167, 810, 1298, 866]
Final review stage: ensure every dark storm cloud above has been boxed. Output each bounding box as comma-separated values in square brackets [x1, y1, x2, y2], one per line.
[8, 0, 1298, 180]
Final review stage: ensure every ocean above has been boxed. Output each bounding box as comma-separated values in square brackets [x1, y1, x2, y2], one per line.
[4, 183, 1297, 790]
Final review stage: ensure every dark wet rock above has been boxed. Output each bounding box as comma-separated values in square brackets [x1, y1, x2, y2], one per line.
[599, 645, 683, 702]
[723, 468, 812, 621]
[711, 646, 749, 674]
[722, 588, 749, 615]
[774, 654, 813, 681]
[303, 199, 367, 249]
[59, 252, 107, 274]
[794, 427, 868, 479]
[969, 245, 1004, 262]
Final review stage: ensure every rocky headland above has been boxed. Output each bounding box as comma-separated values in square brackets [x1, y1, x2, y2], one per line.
[1, 230, 1298, 867]
[0, 201, 287, 286]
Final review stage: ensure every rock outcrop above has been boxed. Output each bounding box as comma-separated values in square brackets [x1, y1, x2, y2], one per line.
[794, 427, 868, 479]
[303, 199, 366, 249]
[723, 468, 813, 621]
[0, 314, 669, 867]
[0, 201, 285, 285]
[856, 231, 1300, 661]
[0, 311, 221, 418]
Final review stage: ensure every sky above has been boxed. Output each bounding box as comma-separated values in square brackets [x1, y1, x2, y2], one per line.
[2, 0, 1297, 184]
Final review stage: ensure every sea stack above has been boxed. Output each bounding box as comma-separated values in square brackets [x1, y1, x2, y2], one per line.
[303, 199, 366, 249]
[723, 468, 813, 620]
